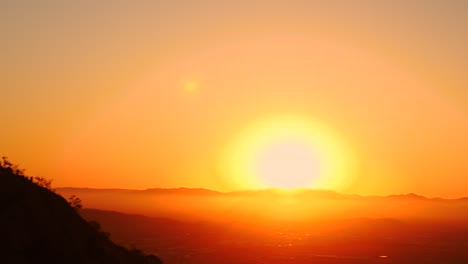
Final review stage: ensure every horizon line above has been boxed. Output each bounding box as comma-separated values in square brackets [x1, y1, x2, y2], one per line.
[54, 186, 468, 200]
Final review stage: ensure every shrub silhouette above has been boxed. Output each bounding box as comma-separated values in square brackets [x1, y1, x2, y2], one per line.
[68, 195, 83, 210]
[32, 176, 53, 190]
[1, 156, 25, 176]
[1, 156, 53, 190]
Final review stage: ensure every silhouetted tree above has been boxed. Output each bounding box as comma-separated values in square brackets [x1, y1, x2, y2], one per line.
[1, 156, 25, 176]
[32, 176, 53, 190]
[1, 156, 13, 167]
[68, 195, 83, 210]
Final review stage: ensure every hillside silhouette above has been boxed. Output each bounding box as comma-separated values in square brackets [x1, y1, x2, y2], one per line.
[0, 158, 162, 264]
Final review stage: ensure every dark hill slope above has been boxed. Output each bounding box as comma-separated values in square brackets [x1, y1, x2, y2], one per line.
[0, 166, 162, 264]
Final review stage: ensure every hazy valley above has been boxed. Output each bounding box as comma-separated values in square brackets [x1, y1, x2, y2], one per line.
[58, 188, 468, 263]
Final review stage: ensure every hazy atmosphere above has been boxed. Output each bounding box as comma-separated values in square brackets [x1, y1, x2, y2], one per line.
[3, 1, 468, 196]
[3, 1, 468, 264]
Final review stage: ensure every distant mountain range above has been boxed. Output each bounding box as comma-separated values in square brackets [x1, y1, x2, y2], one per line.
[57, 187, 468, 201]
[56, 187, 468, 223]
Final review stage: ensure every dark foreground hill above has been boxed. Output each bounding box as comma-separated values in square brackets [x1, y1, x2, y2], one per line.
[0, 164, 162, 264]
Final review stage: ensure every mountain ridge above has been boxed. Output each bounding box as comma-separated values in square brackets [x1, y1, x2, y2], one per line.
[56, 187, 468, 201]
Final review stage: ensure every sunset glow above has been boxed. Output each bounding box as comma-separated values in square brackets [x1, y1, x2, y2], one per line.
[3, 2, 468, 263]
[223, 115, 355, 190]
[2, 1, 467, 197]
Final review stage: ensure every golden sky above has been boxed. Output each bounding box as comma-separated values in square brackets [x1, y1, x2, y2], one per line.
[2, 1, 467, 197]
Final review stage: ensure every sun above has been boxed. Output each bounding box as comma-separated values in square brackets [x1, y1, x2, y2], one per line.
[255, 139, 320, 188]
[222, 114, 356, 191]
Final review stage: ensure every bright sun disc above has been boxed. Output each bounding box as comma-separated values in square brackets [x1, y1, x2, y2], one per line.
[222, 115, 356, 191]
[255, 139, 320, 188]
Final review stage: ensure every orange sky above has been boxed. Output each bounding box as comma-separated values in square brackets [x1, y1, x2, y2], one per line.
[2, 1, 467, 197]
